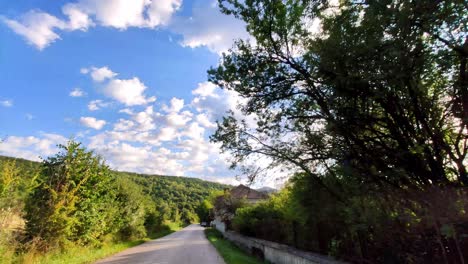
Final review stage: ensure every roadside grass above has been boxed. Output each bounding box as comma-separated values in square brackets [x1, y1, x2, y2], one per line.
[2, 221, 184, 264]
[205, 228, 266, 264]
[25, 240, 147, 264]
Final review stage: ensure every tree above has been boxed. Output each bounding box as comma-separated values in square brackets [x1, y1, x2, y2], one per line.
[209, 0, 468, 194]
[24, 141, 115, 250]
[208, 1, 468, 261]
[196, 190, 224, 223]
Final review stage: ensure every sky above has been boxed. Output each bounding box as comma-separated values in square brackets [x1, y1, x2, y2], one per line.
[0, 0, 268, 186]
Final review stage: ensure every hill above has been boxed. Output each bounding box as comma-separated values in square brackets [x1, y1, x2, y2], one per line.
[0, 155, 229, 223]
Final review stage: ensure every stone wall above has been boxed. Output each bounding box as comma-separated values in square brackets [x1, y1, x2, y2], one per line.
[211, 218, 226, 233]
[223, 231, 346, 264]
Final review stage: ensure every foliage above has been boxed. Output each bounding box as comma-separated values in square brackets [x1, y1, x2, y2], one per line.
[24, 141, 116, 250]
[205, 228, 265, 264]
[210, 0, 467, 189]
[112, 176, 151, 241]
[208, 0, 468, 262]
[197, 190, 224, 223]
[0, 148, 227, 261]
[124, 172, 229, 224]
[233, 173, 468, 262]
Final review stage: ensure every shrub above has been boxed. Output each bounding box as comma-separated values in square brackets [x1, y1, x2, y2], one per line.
[24, 141, 115, 251]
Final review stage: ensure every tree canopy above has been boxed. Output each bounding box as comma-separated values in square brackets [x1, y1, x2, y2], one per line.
[209, 0, 468, 193]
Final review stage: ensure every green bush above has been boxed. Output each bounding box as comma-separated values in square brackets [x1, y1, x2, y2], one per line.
[24, 141, 116, 250]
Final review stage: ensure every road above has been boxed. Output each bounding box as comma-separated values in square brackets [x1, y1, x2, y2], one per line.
[95, 224, 226, 264]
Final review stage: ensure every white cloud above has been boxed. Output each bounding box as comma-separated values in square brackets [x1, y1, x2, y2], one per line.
[119, 108, 134, 115]
[62, 3, 94, 31]
[146, 0, 182, 27]
[191, 82, 239, 120]
[114, 119, 135, 131]
[89, 142, 187, 176]
[1, 10, 66, 50]
[192, 81, 218, 97]
[165, 111, 192, 127]
[88, 99, 110, 111]
[171, 2, 250, 54]
[83, 66, 117, 82]
[82, 66, 156, 106]
[162, 97, 184, 113]
[0, 134, 67, 161]
[157, 127, 178, 141]
[80, 116, 106, 130]
[70, 87, 85, 97]
[2, 0, 182, 49]
[0, 100, 13, 107]
[183, 122, 205, 140]
[80, 0, 148, 29]
[133, 106, 156, 131]
[25, 113, 34, 120]
[196, 113, 216, 128]
[104, 77, 156, 106]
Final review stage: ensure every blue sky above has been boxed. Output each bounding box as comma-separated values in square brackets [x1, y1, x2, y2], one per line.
[0, 0, 258, 185]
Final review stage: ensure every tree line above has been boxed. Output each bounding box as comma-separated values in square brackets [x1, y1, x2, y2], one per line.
[0, 142, 227, 261]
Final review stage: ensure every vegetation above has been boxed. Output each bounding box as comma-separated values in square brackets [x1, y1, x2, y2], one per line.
[205, 228, 265, 264]
[196, 190, 224, 223]
[124, 172, 229, 224]
[0, 141, 227, 263]
[209, 0, 468, 262]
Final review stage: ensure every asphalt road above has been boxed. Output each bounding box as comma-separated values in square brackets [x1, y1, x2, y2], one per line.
[95, 224, 226, 264]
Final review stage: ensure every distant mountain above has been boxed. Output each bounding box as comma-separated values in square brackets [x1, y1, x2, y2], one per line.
[256, 186, 277, 194]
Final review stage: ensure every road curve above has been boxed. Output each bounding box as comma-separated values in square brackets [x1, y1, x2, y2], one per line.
[95, 224, 226, 264]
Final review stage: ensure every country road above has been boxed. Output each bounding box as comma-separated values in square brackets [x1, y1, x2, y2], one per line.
[95, 224, 226, 264]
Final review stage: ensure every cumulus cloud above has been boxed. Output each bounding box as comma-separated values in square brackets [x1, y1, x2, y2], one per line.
[1, 10, 66, 50]
[196, 113, 216, 128]
[87, 99, 110, 111]
[113, 119, 135, 131]
[80, 116, 106, 130]
[2, 0, 182, 50]
[70, 87, 85, 97]
[78, 80, 250, 179]
[0, 80, 260, 184]
[162, 97, 184, 113]
[104, 78, 156, 106]
[191, 81, 243, 121]
[82, 66, 117, 82]
[62, 3, 94, 31]
[89, 141, 187, 176]
[0, 99, 13, 107]
[0, 133, 67, 161]
[82, 66, 156, 106]
[171, 1, 250, 54]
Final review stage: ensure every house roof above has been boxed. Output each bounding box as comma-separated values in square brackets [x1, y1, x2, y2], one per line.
[230, 184, 268, 200]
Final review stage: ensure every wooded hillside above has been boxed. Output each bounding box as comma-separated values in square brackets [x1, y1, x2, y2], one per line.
[0, 145, 228, 262]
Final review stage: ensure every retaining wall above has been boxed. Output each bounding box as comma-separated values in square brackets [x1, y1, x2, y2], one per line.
[223, 231, 346, 264]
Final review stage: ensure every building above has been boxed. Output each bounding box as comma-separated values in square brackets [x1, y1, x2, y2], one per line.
[230, 184, 269, 204]
[212, 184, 269, 233]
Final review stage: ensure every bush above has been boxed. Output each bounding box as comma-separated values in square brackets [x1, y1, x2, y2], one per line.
[232, 173, 468, 263]
[24, 141, 116, 250]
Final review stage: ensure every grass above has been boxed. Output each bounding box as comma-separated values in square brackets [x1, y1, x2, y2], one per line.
[1, 221, 184, 264]
[205, 228, 265, 264]
[26, 240, 147, 264]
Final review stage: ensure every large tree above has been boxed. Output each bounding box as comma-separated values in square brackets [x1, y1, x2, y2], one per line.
[209, 0, 468, 194]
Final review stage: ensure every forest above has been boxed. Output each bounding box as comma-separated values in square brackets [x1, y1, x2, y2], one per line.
[0, 143, 228, 263]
